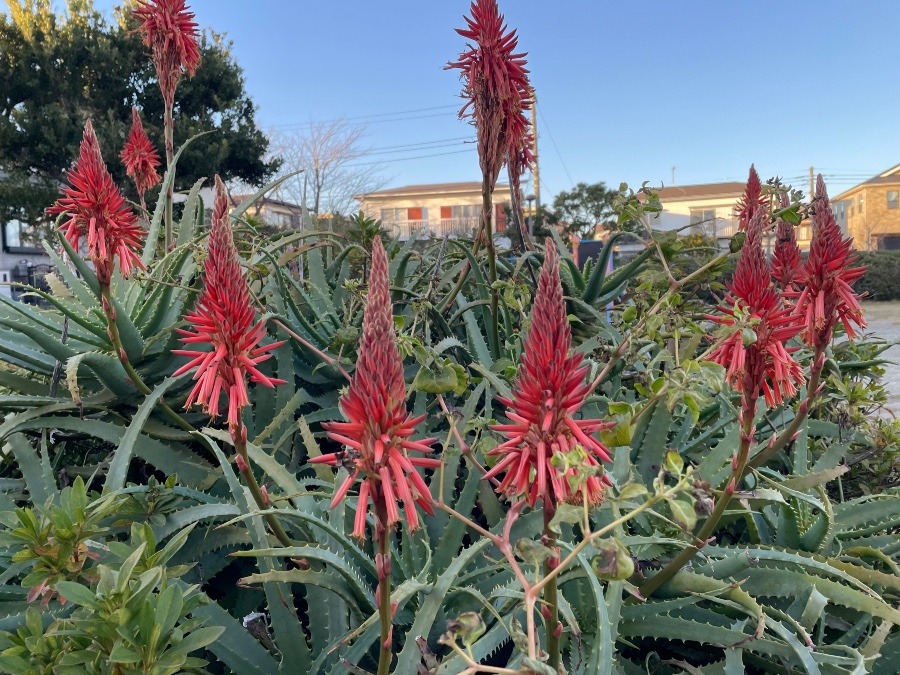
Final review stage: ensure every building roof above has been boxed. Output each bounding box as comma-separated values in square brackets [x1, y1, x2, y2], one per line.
[833, 163, 900, 201]
[653, 182, 747, 201]
[357, 181, 510, 200]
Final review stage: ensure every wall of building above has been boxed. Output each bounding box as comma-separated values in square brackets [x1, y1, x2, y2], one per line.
[839, 185, 900, 251]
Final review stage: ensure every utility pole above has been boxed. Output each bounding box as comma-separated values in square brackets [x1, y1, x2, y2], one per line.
[809, 166, 814, 199]
[530, 87, 541, 214]
[671, 166, 676, 185]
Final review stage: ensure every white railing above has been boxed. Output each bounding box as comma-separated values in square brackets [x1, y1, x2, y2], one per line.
[383, 217, 489, 239]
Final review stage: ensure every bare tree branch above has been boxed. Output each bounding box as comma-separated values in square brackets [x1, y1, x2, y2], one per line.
[269, 120, 388, 217]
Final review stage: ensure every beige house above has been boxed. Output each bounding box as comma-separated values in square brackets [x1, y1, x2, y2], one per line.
[230, 194, 304, 230]
[648, 180, 814, 250]
[356, 182, 510, 240]
[832, 164, 900, 251]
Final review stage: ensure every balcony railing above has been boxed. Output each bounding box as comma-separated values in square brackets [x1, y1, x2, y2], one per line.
[383, 217, 501, 240]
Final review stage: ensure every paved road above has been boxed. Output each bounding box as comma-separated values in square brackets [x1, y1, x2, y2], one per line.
[861, 302, 900, 415]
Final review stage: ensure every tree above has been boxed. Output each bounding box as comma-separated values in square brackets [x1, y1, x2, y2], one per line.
[550, 181, 617, 240]
[270, 121, 386, 217]
[0, 0, 279, 236]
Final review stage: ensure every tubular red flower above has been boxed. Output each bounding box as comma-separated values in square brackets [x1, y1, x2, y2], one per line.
[132, 0, 201, 107]
[708, 207, 805, 407]
[47, 120, 144, 286]
[770, 195, 803, 290]
[795, 175, 866, 349]
[120, 106, 161, 201]
[448, 0, 532, 189]
[735, 164, 768, 232]
[173, 176, 285, 428]
[484, 240, 613, 507]
[311, 237, 437, 538]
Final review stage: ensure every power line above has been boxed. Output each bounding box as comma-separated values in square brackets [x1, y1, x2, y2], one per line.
[536, 104, 574, 187]
[272, 108, 460, 129]
[365, 136, 473, 153]
[344, 148, 473, 168]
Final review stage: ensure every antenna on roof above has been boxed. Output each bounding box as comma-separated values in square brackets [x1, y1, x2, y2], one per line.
[671, 166, 676, 185]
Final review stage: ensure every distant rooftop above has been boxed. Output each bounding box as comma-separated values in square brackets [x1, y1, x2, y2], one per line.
[653, 182, 747, 201]
[833, 163, 900, 200]
[357, 181, 510, 199]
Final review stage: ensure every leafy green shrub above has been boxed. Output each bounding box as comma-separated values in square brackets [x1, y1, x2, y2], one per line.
[854, 250, 900, 300]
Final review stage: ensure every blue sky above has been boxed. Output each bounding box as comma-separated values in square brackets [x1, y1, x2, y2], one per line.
[114, 1, 900, 200]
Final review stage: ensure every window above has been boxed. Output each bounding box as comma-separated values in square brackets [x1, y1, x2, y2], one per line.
[406, 207, 427, 222]
[888, 191, 899, 210]
[689, 209, 717, 234]
[380, 208, 404, 223]
[3, 219, 43, 253]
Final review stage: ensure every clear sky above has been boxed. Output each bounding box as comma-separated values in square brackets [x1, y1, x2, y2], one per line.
[113, 1, 900, 201]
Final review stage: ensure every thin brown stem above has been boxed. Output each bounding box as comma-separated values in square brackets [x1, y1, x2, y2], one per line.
[483, 176, 501, 360]
[232, 419, 293, 547]
[639, 397, 757, 598]
[163, 100, 175, 251]
[374, 504, 393, 675]
[543, 504, 561, 672]
[744, 348, 825, 474]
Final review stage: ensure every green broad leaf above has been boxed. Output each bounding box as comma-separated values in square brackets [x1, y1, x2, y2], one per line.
[393, 538, 490, 673]
[54, 581, 97, 608]
[233, 545, 374, 609]
[176, 177, 209, 247]
[4, 432, 55, 507]
[667, 496, 698, 530]
[240, 569, 368, 610]
[108, 643, 141, 664]
[634, 401, 671, 484]
[154, 503, 241, 541]
[116, 543, 147, 593]
[169, 626, 225, 657]
[547, 503, 585, 535]
[781, 465, 849, 491]
[155, 584, 184, 638]
[142, 130, 214, 266]
[197, 433, 312, 671]
[193, 593, 278, 674]
[104, 376, 184, 495]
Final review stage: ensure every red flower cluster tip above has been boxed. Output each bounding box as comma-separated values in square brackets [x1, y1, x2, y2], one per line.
[795, 175, 866, 349]
[173, 176, 285, 428]
[311, 237, 439, 538]
[47, 120, 144, 286]
[448, 0, 533, 188]
[120, 107, 162, 202]
[484, 241, 613, 507]
[132, 0, 201, 106]
[735, 164, 768, 232]
[770, 195, 803, 290]
[708, 207, 805, 407]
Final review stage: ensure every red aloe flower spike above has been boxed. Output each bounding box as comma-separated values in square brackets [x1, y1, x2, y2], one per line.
[448, 0, 532, 190]
[47, 120, 145, 286]
[132, 0, 201, 109]
[484, 240, 613, 507]
[735, 164, 768, 232]
[770, 194, 803, 290]
[173, 176, 286, 428]
[795, 175, 867, 349]
[707, 208, 805, 407]
[120, 106, 162, 203]
[311, 237, 438, 538]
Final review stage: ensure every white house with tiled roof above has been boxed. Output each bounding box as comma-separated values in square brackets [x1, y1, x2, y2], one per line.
[355, 181, 510, 239]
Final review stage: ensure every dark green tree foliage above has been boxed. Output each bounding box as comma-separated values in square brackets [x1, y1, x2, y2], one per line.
[551, 180, 617, 240]
[0, 0, 278, 228]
